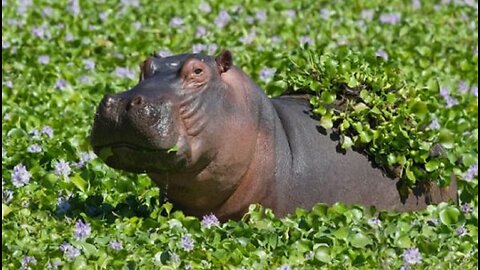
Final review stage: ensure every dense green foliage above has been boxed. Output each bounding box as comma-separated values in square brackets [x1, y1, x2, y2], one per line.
[2, 0, 478, 269]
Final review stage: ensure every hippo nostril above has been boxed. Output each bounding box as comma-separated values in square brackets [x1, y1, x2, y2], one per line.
[130, 95, 144, 107]
[103, 95, 117, 108]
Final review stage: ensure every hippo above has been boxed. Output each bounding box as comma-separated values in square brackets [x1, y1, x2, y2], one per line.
[90, 50, 457, 221]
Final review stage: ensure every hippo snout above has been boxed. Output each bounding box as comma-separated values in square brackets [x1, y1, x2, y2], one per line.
[91, 92, 180, 156]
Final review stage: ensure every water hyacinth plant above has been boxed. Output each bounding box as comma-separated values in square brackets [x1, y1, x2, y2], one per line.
[2, 0, 477, 269]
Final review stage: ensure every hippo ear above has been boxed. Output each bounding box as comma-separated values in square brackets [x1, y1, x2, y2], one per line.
[215, 50, 233, 73]
[139, 58, 157, 82]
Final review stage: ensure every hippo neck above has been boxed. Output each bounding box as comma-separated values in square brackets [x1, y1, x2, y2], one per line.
[214, 87, 280, 219]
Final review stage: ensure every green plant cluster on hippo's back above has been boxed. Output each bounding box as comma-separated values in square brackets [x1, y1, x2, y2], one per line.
[2, 0, 477, 269]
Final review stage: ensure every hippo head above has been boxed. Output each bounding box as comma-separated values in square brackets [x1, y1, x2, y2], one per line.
[90, 50, 258, 177]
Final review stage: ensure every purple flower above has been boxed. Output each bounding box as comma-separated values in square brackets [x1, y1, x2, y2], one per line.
[180, 235, 194, 251]
[320, 8, 331, 19]
[4, 80, 13, 88]
[114, 67, 136, 80]
[271, 36, 282, 44]
[215, 10, 231, 28]
[192, 44, 207, 54]
[259, 67, 276, 82]
[305, 251, 314, 260]
[240, 30, 257, 45]
[427, 217, 439, 226]
[17, 0, 33, 14]
[368, 217, 382, 226]
[11, 164, 31, 187]
[38, 55, 50, 65]
[55, 79, 68, 90]
[47, 261, 61, 269]
[84, 59, 95, 70]
[245, 16, 255, 24]
[276, 265, 291, 270]
[54, 160, 71, 180]
[132, 21, 142, 30]
[121, 0, 140, 8]
[376, 50, 389, 60]
[60, 242, 81, 261]
[43, 7, 54, 16]
[361, 9, 374, 21]
[157, 50, 172, 57]
[56, 194, 71, 214]
[440, 86, 450, 98]
[65, 33, 74, 42]
[400, 266, 411, 270]
[169, 16, 184, 28]
[207, 44, 218, 55]
[464, 162, 478, 181]
[403, 248, 422, 265]
[256, 10, 267, 22]
[199, 2, 211, 13]
[286, 9, 296, 18]
[3, 189, 13, 204]
[99, 11, 109, 21]
[42, 125, 54, 138]
[471, 85, 478, 97]
[2, 40, 10, 49]
[461, 203, 472, 213]
[21, 256, 37, 270]
[412, 0, 422, 9]
[474, 45, 478, 56]
[110, 240, 123, 250]
[196, 26, 207, 37]
[456, 226, 468, 237]
[428, 117, 440, 130]
[458, 81, 469, 93]
[299, 36, 314, 46]
[27, 144, 42, 153]
[7, 19, 22, 26]
[32, 24, 49, 39]
[439, 86, 459, 108]
[201, 213, 220, 228]
[68, 0, 80, 16]
[79, 75, 92, 84]
[29, 129, 41, 139]
[74, 220, 92, 240]
[169, 252, 179, 263]
[75, 151, 96, 168]
[379, 12, 401, 25]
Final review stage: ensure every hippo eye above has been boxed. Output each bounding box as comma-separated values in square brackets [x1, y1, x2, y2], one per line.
[194, 68, 203, 75]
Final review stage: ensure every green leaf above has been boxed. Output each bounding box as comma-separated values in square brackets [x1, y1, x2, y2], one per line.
[439, 207, 461, 225]
[2, 204, 13, 219]
[353, 103, 369, 112]
[70, 174, 87, 193]
[350, 233, 372, 248]
[395, 235, 412, 248]
[167, 145, 179, 153]
[341, 135, 354, 149]
[438, 129, 455, 149]
[320, 91, 336, 104]
[320, 114, 333, 129]
[98, 147, 114, 161]
[314, 246, 331, 263]
[332, 227, 349, 240]
[409, 100, 428, 119]
[425, 160, 440, 172]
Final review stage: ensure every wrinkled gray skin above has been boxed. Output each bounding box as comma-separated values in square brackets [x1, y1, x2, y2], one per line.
[91, 50, 457, 221]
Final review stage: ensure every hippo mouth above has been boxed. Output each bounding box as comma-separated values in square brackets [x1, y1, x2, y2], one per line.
[93, 142, 187, 173]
